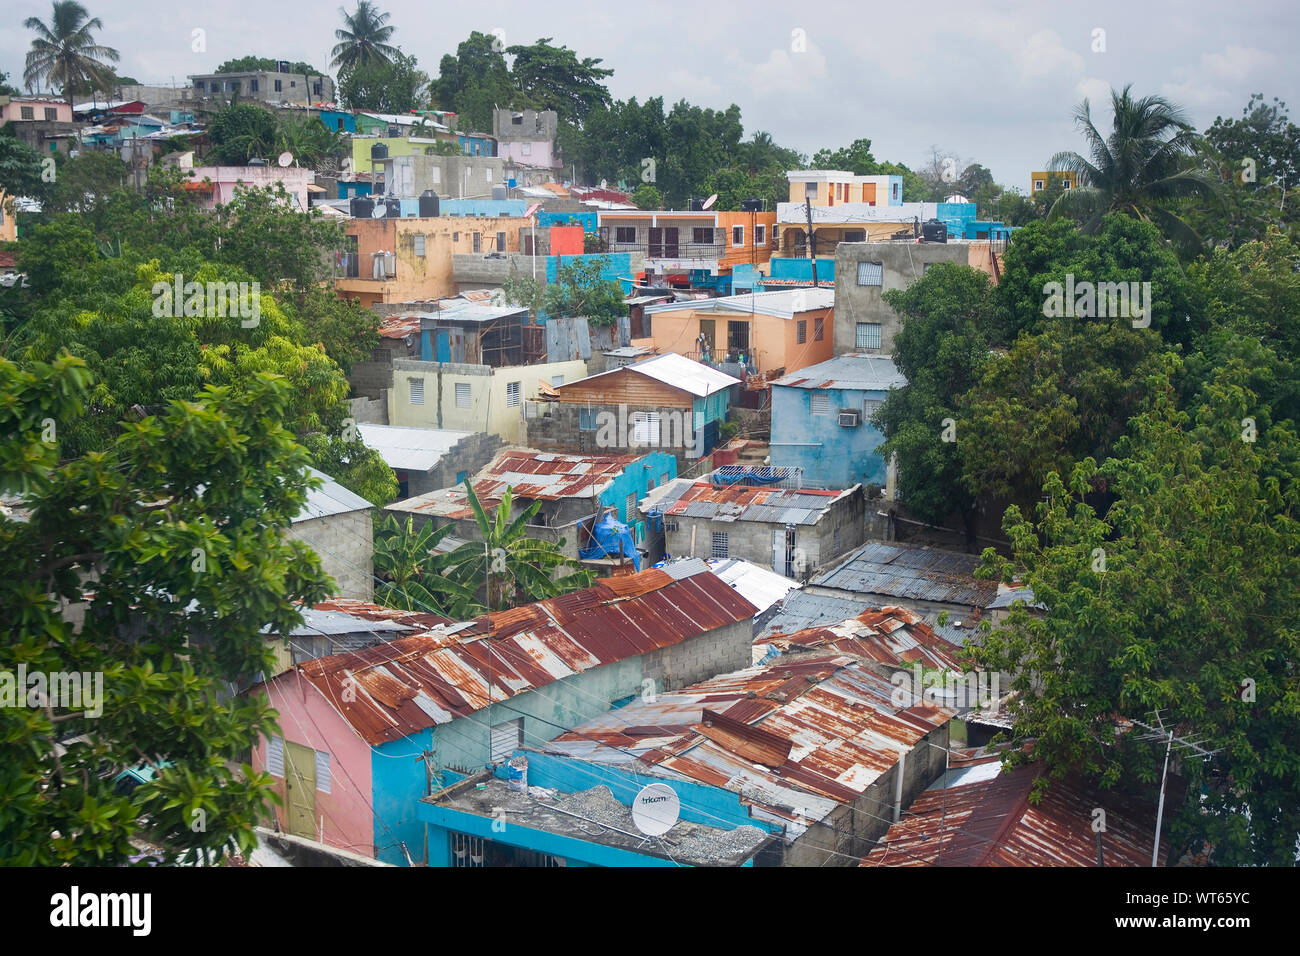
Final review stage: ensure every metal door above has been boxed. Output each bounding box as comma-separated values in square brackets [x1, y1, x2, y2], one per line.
[664, 227, 679, 257]
[284, 741, 317, 839]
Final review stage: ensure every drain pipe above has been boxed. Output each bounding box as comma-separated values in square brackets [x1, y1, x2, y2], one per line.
[892, 751, 907, 823]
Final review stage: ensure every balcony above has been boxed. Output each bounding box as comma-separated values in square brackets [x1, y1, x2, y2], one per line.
[608, 242, 725, 261]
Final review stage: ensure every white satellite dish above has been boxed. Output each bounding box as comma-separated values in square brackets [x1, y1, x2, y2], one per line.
[701, 193, 718, 210]
[631, 783, 680, 837]
[371, 203, 387, 218]
[600, 179, 607, 189]
[277, 151, 294, 168]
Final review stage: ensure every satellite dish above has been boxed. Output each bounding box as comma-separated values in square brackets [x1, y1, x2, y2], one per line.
[631, 783, 680, 836]
[701, 193, 718, 210]
[371, 203, 387, 218]
[600, 179, 607, 189]
[277, 151, 294, 168]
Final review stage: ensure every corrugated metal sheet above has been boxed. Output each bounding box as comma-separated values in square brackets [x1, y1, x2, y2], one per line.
[293, 564, 758, 746]
[756, 604, 967, 670]
[292, 467, 373, 523]
[647, 481, 851, 526]
[861, 762, 1171, 867]
[772, 354, 906, 392]
[811, 543, 998, 607]
[544, 653, 953, 833]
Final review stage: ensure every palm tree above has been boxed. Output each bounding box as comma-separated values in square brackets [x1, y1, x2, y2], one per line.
[454, 481, 595, 611]
[23, 1, 120, 106]
[1046, 84, 1219, 245]
[373, 514, 482, 616]
[330, 2, 399, 73]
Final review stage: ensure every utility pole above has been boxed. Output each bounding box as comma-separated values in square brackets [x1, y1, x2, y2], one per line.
[804, 197, 818, 287]
[1131, 710, 1219, 867]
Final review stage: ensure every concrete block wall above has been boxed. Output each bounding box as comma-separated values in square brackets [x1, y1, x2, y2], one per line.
[409, 432, 505, 497]
[349, 347, 397, 400]
[347, 395, 387, 425]
[289, 509, 374, 601]
[641, 618, 753, 694]
[810, 490, 866, 570]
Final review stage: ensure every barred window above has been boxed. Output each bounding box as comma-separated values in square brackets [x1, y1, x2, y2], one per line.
[710, 532, 729, 559]
[856, 261, 884, 286]
[455, 383, 471, 408]
[856, 322, 882, 350]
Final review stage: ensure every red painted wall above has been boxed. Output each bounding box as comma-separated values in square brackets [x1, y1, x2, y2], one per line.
[549, 225, 585, 256]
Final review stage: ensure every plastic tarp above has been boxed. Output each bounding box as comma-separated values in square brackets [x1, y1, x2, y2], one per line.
[579, 511, 640, 571]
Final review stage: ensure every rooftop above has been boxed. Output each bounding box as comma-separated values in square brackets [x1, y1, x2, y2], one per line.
[292, 467, 372, 523]
[810, 542, 999, 608]
[562, 352, 740, 399]
[705, 558, 800, 616]
[755, 604, 967, 671]
[543, 653, 954, 836]
[861, 758, 1171, 867]
[288, 562, 758, 745]
[642, 478, 856, 526]
[356, 424, 474, 473]
[644, 287, 834, 320]
[773, 354, 906, 392]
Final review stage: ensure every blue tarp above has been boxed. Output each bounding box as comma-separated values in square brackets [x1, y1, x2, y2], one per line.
[579, 512, 640, 571]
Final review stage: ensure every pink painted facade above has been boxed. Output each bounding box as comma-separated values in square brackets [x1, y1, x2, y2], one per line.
[252, 670, 375, 857]
[497, 141, 559, 169]
[187, 165, 316, 211]
[1, 99, 72, 123]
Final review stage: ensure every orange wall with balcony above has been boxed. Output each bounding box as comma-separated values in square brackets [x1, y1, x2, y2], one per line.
[646, 304, 834, 375]
[715, 210, 778, 272]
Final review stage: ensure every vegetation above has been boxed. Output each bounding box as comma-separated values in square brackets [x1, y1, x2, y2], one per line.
[501, 259, 627, 326]
[21, 1, 119, 104]
[330, 1, 399, 72]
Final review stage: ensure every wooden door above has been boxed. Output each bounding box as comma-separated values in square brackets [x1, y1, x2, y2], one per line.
[284, 741, 317, 839]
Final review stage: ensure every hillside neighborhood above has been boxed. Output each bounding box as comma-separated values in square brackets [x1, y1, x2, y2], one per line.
[0, 0, 1297, 887]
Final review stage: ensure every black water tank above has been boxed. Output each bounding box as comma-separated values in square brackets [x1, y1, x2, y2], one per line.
[350, 196, 374, 219]
[371, 142, 389, 160]
[418, 189, 439, 218]
[688, 197, 704, 211]
[385, 198, 402, 219]
[921, 219, 948, 243]
[740, 198, 764, 212]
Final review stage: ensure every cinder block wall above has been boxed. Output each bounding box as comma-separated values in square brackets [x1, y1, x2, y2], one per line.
[410, 433, 505, 497]
[641, 618, 752, 694]
[289, 510, 374, 601]
[525, 403, 701, 472]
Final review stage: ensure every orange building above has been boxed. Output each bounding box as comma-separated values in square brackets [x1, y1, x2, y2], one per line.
[640, 288, 834, 376]
[596, 208, 777, 290]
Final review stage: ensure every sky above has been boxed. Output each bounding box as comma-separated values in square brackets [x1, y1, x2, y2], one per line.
[5, 0, 1298, 191]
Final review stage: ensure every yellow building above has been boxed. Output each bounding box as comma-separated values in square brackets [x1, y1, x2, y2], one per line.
[1030, 171, 1078, 195]
[0, 190, 16, 243]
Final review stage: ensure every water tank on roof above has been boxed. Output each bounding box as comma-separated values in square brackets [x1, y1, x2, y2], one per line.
[740, 198, 764, 212]
[371, 142, 389, 160]
[921, 219, 948, 243]
[385, 197, 402, 219]
[688, 198, 705, 211]
[491, 185, 507, 201]
[418, 189, 439, 218]
[350, 196, 375, 219]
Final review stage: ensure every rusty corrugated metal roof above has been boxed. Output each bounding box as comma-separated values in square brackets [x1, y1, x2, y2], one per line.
[648, 480, 852, 527]
[292, 563, 758, 746]
[811, 542, 999, 607]
[378, 315, 422, 339]
[756, 605, 968, 670]
[544, 653, 953, 835]
[861, 761, 1172, 867]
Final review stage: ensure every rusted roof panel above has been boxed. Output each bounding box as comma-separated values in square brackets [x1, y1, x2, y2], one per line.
[757, 604, 968, 671]
[291, 563, 757, 746]
[811, 543, 999, 607]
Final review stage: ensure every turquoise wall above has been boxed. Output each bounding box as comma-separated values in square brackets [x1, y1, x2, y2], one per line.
[596, 450, 678, 527]
[770, 384, 890, 489]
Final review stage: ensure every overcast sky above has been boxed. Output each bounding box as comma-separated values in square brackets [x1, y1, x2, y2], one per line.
[5, 0, 1297, 190]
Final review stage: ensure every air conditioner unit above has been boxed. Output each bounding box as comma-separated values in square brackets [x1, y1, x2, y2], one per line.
[838, 410, 861, 427]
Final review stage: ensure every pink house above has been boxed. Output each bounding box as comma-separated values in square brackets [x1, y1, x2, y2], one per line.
[1, 98, 73, 123]
[167, 154, 316, 211]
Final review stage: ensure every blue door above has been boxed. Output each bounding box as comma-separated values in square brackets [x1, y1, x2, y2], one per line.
[436, 330, 450, 363]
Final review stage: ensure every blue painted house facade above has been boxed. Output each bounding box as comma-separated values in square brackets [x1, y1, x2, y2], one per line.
[770, 354, 906, 490]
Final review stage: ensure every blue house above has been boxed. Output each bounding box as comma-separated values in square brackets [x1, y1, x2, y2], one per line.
[770, 354, 906, 490]
[319, 109, 357, 134]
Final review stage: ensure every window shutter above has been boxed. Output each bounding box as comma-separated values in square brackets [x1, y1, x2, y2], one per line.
[267, 736, 284, 777]
[410, 379, 424, 405]
[455, 382, 471, 408]
[315, 750, 331, 793]
[857, 261, 883, 286]
[811, 393, 829, 415]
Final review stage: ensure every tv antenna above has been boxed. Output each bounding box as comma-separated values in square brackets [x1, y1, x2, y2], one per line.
[1130, 710, 1219, 867]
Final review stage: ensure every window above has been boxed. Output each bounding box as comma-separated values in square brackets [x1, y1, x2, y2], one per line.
[626, 492, 637, 520]
[489, 718, 523, 763]
[660, 472, 670, 486]
[1034, 179, 1044, 191]
[250, 79, 259, 92]
[485, 168, 493, 182]
[811, 392, 830, 416]
[856, 322, 882, 350]
[313, 81, 322, 96]
[522, 142, 532, 155]
[814, 316, 824, 341]
[43, 107, 57, 121]
[579, 407, 597, 431]
[755, 225, 766, 246]
[732, 225, 744, 247]
[453, 231, 459, 242]
[455, 382, 471, 408]
[290, 81, 297, 88]
[315, 750, 331, 794]
[863, 398, 883, 420]
[455, 470, 467, 484]
[796, 320, 807, 344]
[844, 230, 866, 242]
[857, 261, 884, 286]
[496, 232, 506, 251]
[409, 379, 425, 405]
[1062, 180, 1071, 189]
[692, 227, 713, 245]
[615, 226, 636, 244]
[274, 79, 283, 92]
[264, 736, 286, 776]
[473, 233, 481, 252]
[20, 107, 34, 120]
[413, 235, 426, 257]
[892, 183, 900, 200]
[551, 375, 564, 386]
[506, 381, 522, 407]
[431, 167, 441, 184]
[711, 532, 729, 559]
[631, 412, 660, 445]
[727, 320, 750, 354]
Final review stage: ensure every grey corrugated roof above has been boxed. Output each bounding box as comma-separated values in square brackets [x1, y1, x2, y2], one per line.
[989, 586, 1044, 610]
[287, 607, 413, 637]
[293, 468, 373, 522]
[810, 542, 997, 607]
[357, 424, 473, 472]
[773, 354, 906, 391]
[759, 591, 874, 639]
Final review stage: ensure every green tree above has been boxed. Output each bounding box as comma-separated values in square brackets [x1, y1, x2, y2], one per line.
[452, 482, 594, 611]
[631, 183, 662, 209]
[215, 56, 322, 75]
[45, 150, 127, 227]
[430, 32, 517, 133]
[372, 513, 482, 615]
[330, 1, 399, 72]
[502, 259, 626, 326]
[337, 50, 427, 113]
[1047, 84, 1219, 247]
[974, 356, 1300, 866]
[1205, 93, 1300, 215]
[22, 1, 119, 105]
[0, 130, 54, 206]
[275, 116, 346, 169]
[205, 101, 279, 165]
[0, 359, 334, 865]
[298, 432, 398, 506]
[506, 38, 612, 127]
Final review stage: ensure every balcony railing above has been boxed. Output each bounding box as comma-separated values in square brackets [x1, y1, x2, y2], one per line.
[607, 242, 726, 260]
